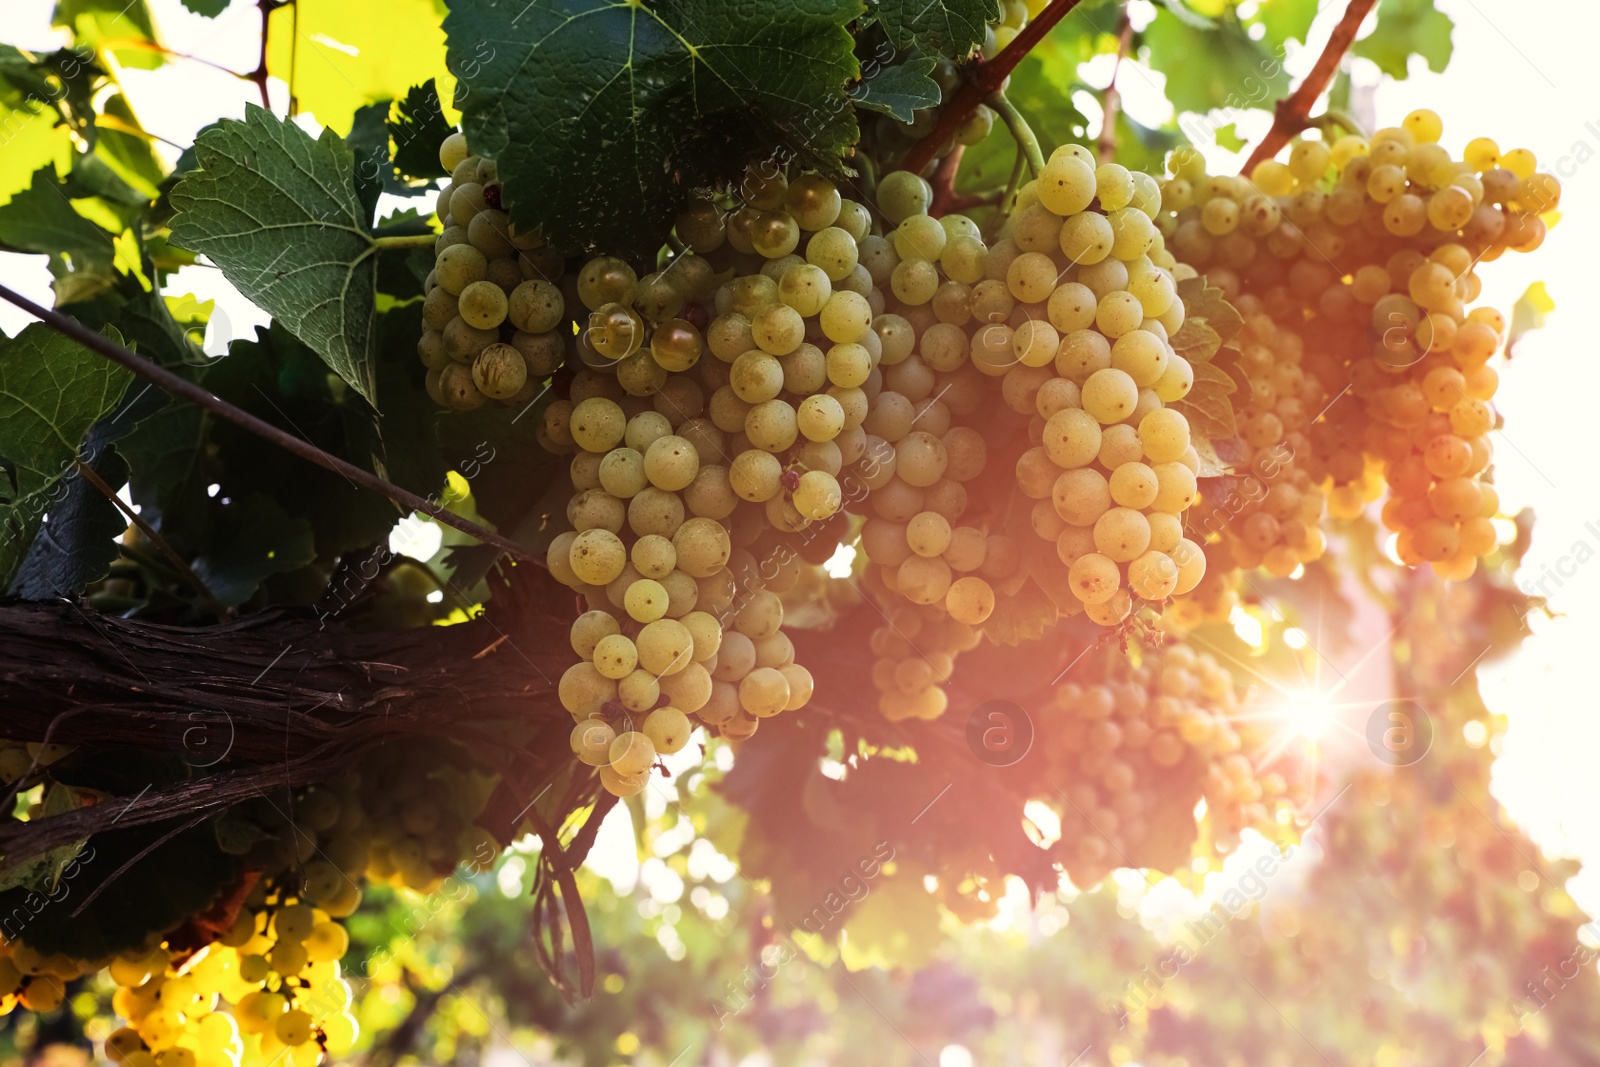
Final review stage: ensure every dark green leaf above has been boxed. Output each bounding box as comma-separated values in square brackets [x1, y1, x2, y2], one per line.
[874, 0, 995, 58]
[8, 444, 128, 599]
[444, 0, 862, 254]
[1352, 0, 1454, 78]
[0, 323, 132, 585]
[191, 493, 317, 606]
[169, 105, 382, 405]
[179, 0, 230, 15]
[0, 166, 118, 272]
[389, 80, 453, 182]
[347, 100, 395, 223]
[851, 54, 941, 122]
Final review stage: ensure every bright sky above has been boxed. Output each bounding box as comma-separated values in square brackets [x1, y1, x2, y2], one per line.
[3, 0, 1598, 918]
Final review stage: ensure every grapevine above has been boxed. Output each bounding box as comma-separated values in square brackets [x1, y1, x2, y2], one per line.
[0, 0, 1580, 1064]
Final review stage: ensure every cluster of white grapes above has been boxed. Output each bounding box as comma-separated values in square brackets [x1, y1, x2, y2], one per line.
[1158, 110, 1561, 603]
[1040, 641, 1301, 885]
[420, 126, 1218, 730]
[0, 742, 498, 1067]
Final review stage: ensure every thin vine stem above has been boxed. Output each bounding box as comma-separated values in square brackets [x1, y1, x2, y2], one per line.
[74, 458, 230, 616]
[372, 233, 438, 250]
[1098, 8, 1133, 165]
[901, 0, 1087, 175]
[986, 90, 1045, 177]
[1243, 0, 1379, 172]
[0, 283, 542, 565]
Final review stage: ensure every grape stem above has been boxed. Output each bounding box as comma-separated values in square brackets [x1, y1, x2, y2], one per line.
[0, 283, 542, 565]
[900, 0, 1088, 176]
[988, 90, 1045, 177]
[1310, 106, 1370, 141]
[250, 0, 272, 109]
[371, 233, 439, 250]
[1097, 8, 1133, 165]
[1243, 0, 1379, 172]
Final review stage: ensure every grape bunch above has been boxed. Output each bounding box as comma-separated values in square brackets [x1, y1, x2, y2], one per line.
[0, 742, 496, 1067]
[1157, 112, 1560, 586]
[1037, 641, 1305, 886]
[418, 131, 567, 412]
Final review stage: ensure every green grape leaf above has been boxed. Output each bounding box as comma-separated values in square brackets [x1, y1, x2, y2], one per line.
[0, 323, 132, 586]
[851, 54, 941, 123]
[8, 444, 129, 599]
[443, 0, 863, 255]
[1155, 0, 1217, 29]
[1214, 122, 1247, 152]
[1508, 280, 1554, 357]
[1113, 111, 1179, 176]
[874, 0, 994, 58]
[1176, 275, 1243, 344]
[179, 0, 230, 15]
[191, 493, 318, 606]
[389, 79, 453, 182]
[1352, 0, 1454, 78]
[1170, 317, 1222, 364]
[0, 166, 118, 272]
[1170, 374, 1238, 441]
[169, 105, 382, 405]
[348, 100, 396, 221]
[1251, 0, 1319, 48]
[1142, 9, 1288, 116]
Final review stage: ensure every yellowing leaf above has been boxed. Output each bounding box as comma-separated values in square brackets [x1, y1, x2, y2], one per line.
[0, 109, 74, 208]
[1508, 281, 1554, 357]
[267, 0, 456, 135]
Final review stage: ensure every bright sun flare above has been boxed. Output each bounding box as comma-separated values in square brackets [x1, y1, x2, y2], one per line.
[1281, 691, 1338, 740]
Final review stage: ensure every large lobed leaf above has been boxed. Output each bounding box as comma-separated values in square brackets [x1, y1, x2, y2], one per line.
[443, 0, 863, 254]
[169, 105, 382, 405]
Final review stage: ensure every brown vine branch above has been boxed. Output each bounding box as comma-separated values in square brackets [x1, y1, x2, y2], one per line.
[1098, 8, 1133, 165]
[0, 284, 541, 565]
[1243, 0, 1379, 173]
[901, 0, 1087, 175]
[73, 458, 229, 617]
[928, 143, 966, 216]
[250, 0, 272, 109]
